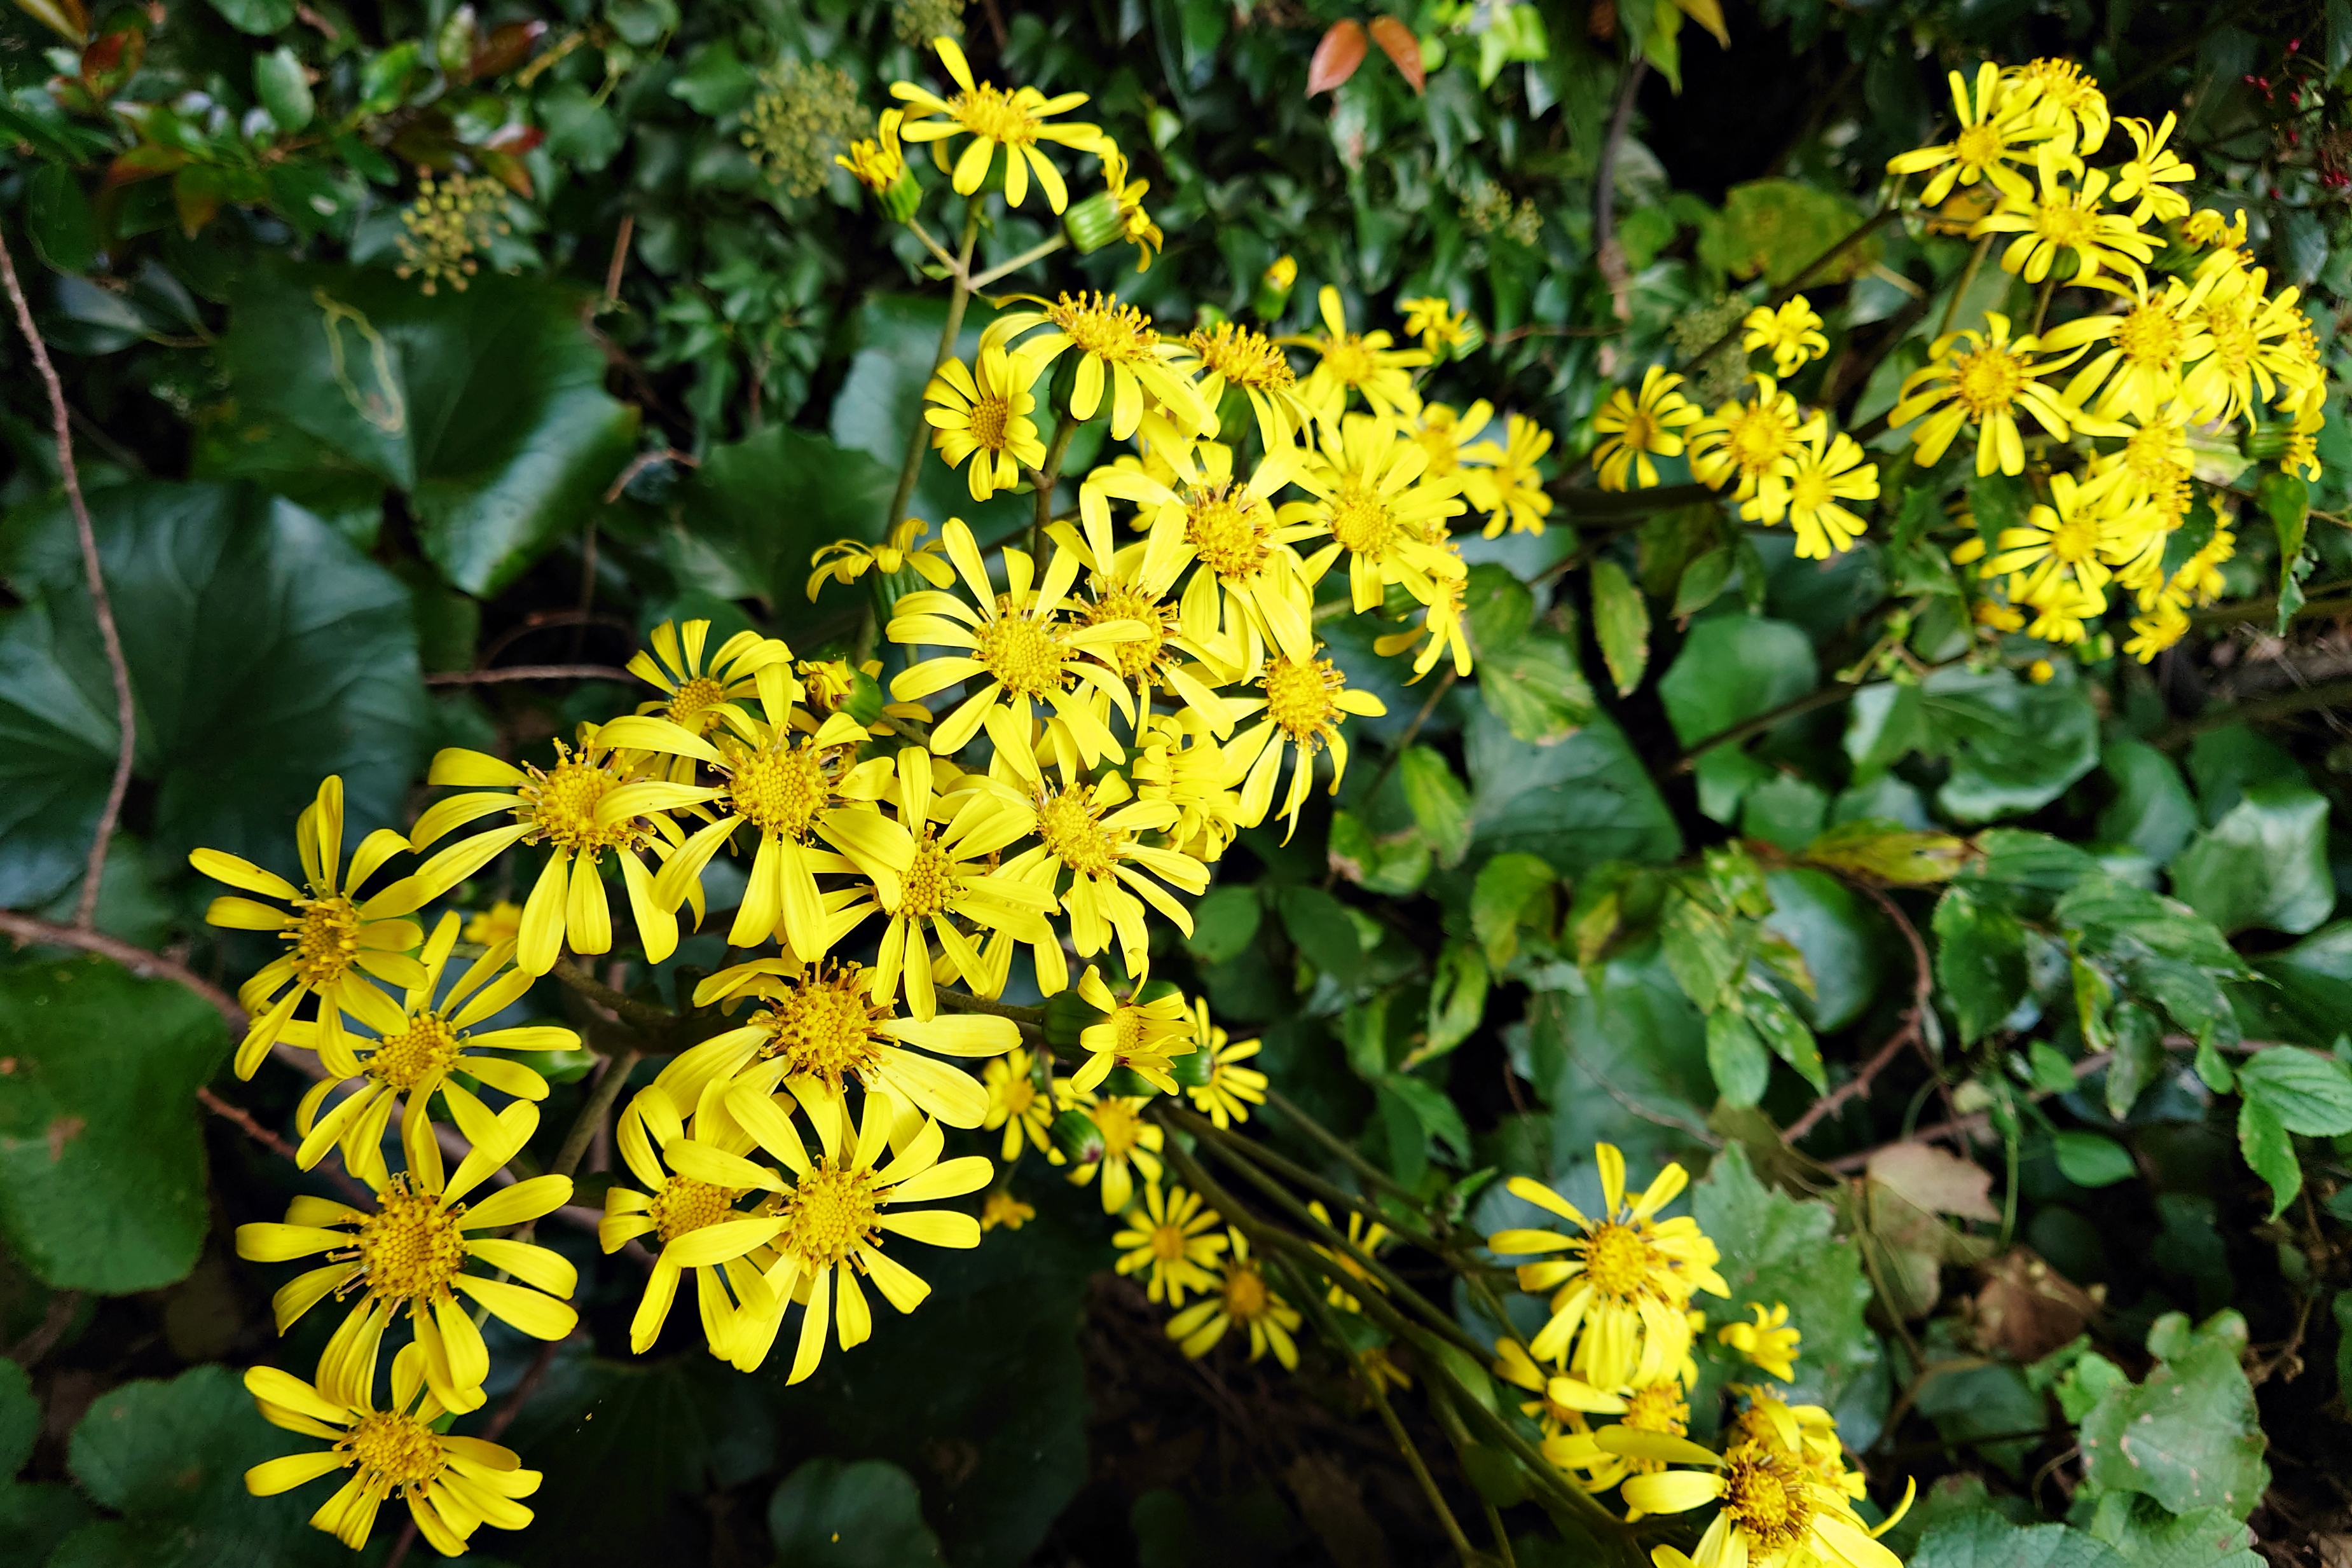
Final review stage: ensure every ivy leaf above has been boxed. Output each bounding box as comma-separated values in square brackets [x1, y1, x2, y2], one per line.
[1932, 888, 2028, 1045]
[1916, 668, 2101, 823]
[1705, 1009, 1771, 1107]
[2087, 1500, 2262, 1568]
[2234, 1046, 2352, 1136]
[768, 1458, 944, 1566]
[683, 425, 898, 610]
[1656, 616, 1817, 750]
[1464, 708, 1682, 877]
[2077, 1311, 2269, 1520]
[0, 958, 228, 1294]
[2096, 739, 2200, 867]
[1590, 558, 1650, 696]
[1911, 1516, 2131, 1568]
[2170, 783, 2335, 936]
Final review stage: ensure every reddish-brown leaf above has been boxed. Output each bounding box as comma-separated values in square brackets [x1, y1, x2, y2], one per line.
[105, 143, 186, 187]
[1306, 19, 1366, 97]
[469, 20, 547, 81]
[12, 0, 88, 45]
[1368, 16, 1424, 92]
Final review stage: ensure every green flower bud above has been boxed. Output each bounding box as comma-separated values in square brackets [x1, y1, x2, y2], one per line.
[877, 165, 923, 224]
[1063, 188, 1125, 255]
[1168, 1045, 1214, 1090]
[1049, 1106, 1104, 1166]
[1045, 988, 1107, 1050]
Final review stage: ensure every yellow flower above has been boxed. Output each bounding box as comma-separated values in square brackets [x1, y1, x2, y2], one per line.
[651, 958, 1018, 1131]
[1167, 1229, 1300, 1368]
[1003, 781, 1210, 986]
[982, 1046, 1066, 1160]
[1095, 142, 1164, 272]
[2124, 594, 2190, 662]
[835, 106, 908, 193]
[1399, 294, 1474, 357]
[1286, 285, 1429, 429]
[889, 35, 1100, 212]
[822, 747, 1059, 1016]
[1624, 1440, 1902, 1568]
[193, 774, 429, 1079]
[886, 519, 1147, 768]
[1183, 997, 1267, 1129]
[2166, 524, 2236, 607]
[291, 912, 577, 1190]
[1171, 320, 1316, 453]
[2180, 263, 2317, 427]
[2028, 657, 2057, 683]
[1592, 368, 1702, 492]
[1688, 374, 1820, 500]
[807, 517, 959, 600]
[1131, 710, 1248, 863]
[236, 1101, 577, 1416]
[1740, 296, 1828, 378]
[1286, 411, 1468, 612]
[1980, 471, 2133, 604]
[981, 1191, 1036, 1230]
[1487, 1144, 1729, 1389]
[2007, 56, 2110, 156]
[2040, 274, 2211, 423]
[460, 900, 521, 947]
[2184, 207, 2246, 249]
[2020, 574, 2107, 646]
[924, 341, 1049, 501]
[2111, 112, 2194, 223]
[1883, 63, 2046, 205]
[1305, 1200, 1391, 1315]
[1114, 1182, 1228, 1304]
[1969, 149, 2156, 289]
[1717, 1302, 1801, 1380]
[722, 1088, 992, 1384]
[1068, 1093, 1164, 1212]
[242, 1347, 540, 1557]
[1373, 570, 1475, 684]
[1263, 254, 1298, 292]
[987, 292, 1209, 439]
[1544, 1379, 1693, 1492]
[1461, 413, 1556, 539]
[1409, 399, 1494, 478]
[1492, 1337, 1628, 1436]
[1888, 312, 2093, 476]
[1056, 500, 1240, 736]
[1065, 964, 1197, 1094]
[1745, 427, 1876, 560]
[623, 619, 796, 784]
[1223, 648, 1387, 841]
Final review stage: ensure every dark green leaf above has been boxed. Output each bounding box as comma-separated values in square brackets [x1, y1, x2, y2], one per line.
[768, 1458, 944, 1566]
[2079, 1312, 2268, 1519]
[1380, 1071, 1470, 1162]
[1279, 886, 1363, 988]
[1673, 546, 1734, 616]
[2236, 1097, 2299, 1218]
[1326, 809, 1429, 897]
[1184, 886, 1262, 966]
[2098, 739, 2199, 867]
[1470, 852, 1555, 968]
[1763, 868, 1888, 1034]
[2170, 783, 2335, 936]
[1519, 946, 1714, 1177]
[1478, 631, 1595, 744]
[2056, 877, 2241, 971]
[684, 425, 898, 610]
[254, 46, 314, 134]
[1461, 563, 1534, 653]
[2259, 471, 2310, 633]
[1916, 668, 2101, 823]
[2089, 1501, 2262, 1568]
[1590, 558, 1649, 696]
[25, 164, 95, 275]
[1705, 1008, 1771, 1107]
[1464, 708, 1681, 878]
[1911, 1516, 2130, 1568]
[206, 0, 296, 33]
[0, 1359, 34, 1473]
[2256, 923, 2352, 1044]
[1656, 616, 1817, 749]
[2187, 727, 2307, 825]
[2235, 1046, 2352, 1136]
[0, 958, 226, 1293]
[1397, 747, 1472, 867]
[2051, 1131, 2136, 1188]
[1933, 888, 2028, 1045]
[1740, 773, 1828, 852]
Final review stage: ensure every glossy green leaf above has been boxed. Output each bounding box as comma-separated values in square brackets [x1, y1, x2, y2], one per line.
[1762, 868, 1886, 1033]
[1397, 746, 1472, 867]
[1184, 886, 1262, 966]
[2051, 1131, 2136, 1188]
[1478, 631, 1595, 744]
[1656, 616, 1817, 749]
[206, 0, 296, 33]
[684, 425, 898, 609]
[1464, 708, 1681, 878]
[2234, 1045, 2352, 1136]
[1590, 558, 1650, 695]
[1744, 984, 1826, 1091]
[253, 46, 314, 133]
[2170, 783, 2335, 936]
[2087, 1500, 2262, 1568]
[1705, 1008, 1771, 1107]
[1279, 885, 1365, 988]
[1911, 1516, 2131, 1568]
[1916, 668, 2101, 823]
[1933, 888, 2029, 1045]
[2078, 1311, 2269, 1519]
[769, 1458, 944, 1566]
[24, 163, 95, 274]
[2097, 739, 2199, 866]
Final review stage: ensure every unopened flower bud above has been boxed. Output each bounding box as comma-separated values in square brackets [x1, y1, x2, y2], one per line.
[1049, 1107, 1104, 1166]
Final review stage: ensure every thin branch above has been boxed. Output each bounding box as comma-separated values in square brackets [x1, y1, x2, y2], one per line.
[601, 212, 634, 309]
[2149, 675, 2352, 748]
[199, 1087, 374, 1206]
[1674, 682, 1865, 771]
[602, 445, 696, 503]
[0, 912, 244, 1028]
[1262, 1087, 1424, 1208]
[425, 664, 635, 686]
[0, 226, 134, 932]
[549, 1048, 642, 1181]
[6, 1289, 82, 1369]
[548, 956, 678, 1038]
[1672, 205, 1907, 380]
[970, 231, 1069, 291]
[1592, 60, 1649, 325]
[1782, 1022, 1917, 1145]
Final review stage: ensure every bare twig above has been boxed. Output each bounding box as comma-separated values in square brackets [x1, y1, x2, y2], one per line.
[601, 445, 696, 504]
[2149, 675, 2352, 748]
[1592, 61, 1649, 324]
[199, 1087, 373, 1206]
[0, 911, 245, 1028]
[6, 1289, 83, 1368]
[1782, 1022, 1918, 1145]
[0, 227, 134, 931]
[1675, 682, 1865, 771]
[425, 663, 635, 686]
[601, 212, 634, 309]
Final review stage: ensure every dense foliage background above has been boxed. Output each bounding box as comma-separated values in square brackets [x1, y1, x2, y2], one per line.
[7, 1, 2352, 1565]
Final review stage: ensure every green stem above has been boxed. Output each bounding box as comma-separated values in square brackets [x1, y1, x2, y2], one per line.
[888, 205, 984, 530]
[1168, 1103, 1448, 1255]
[1262, 1087, 1426, 1209]
[551, 1047, 643, 1181]
[970, 232, 1069, 291]
[1937, 235, 1994, 340]
[1028, 412, 1080, 561]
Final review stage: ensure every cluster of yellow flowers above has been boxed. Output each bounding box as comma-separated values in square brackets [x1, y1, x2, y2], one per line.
[1589, 58, 2329, 666]
[393, 172, 508, 296]
[1489, 1146, 1912, 1568]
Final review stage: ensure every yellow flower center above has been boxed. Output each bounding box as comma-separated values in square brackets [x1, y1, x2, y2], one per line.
[2203, 301, 2255, 379]
[1262, 655, 1342, 743]
[729, 739, 837, 841]
[1327, 483, 1397, 557]
[1720, 1443, 1813, 1551]
[523, 755, 640, 855]
[287, 895, 363, 989]
[1625, 1383, 1690, 1434]
[2115, 302, 2184, 369]
[1038, 786, 1122, 879]
[664, 676, 729, 732]
[649, 1176, 734, 1246]
[1616, 408, 1662, 451]
[975, 603, 1068, 698]
[1188, 323, 1296, 391]
[1320, 335, 1379, 388]
[2030, 193, 2096, 249]
[1953, 121, 2004, 168]
[1723, 402, 1797, 477]
[1579, 1221, 1663, 1302]
[1000, 1076, 1038, 1117]
[966, 393, 1015, 451]
[1789, 467, 1834, 512]
[342, 1411, 446, 1490]
[1950, 342, 2028, 417]
[781, 1164, 881, 1269]
[1149, 1221, 1189, 1262]
[367, 1012, 463, 1094]
[1186, 485, 1274, 581]
[1083, 583, 1170, 682]
[755, 967, 887, 1084]
[895, 829, 961, 921]
[354, 1183, 467, 1302]
[1221, 1262, 1271, 1319]
[2047, 510, 2101, 565]
[949, 81, 1040, 147]
[1049, 292, 1156, 364]
[1092, 1098, 1145, 1159]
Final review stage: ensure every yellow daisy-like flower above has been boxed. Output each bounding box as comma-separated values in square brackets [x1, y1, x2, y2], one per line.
[1286, 285, 1429, 429]
[1095, 142, 1164, 272]
[1409, 399, 1495, 479]
[1492, 1337, 1630, 1437]
[1399, 294, 1474, 357]
[1745, 427, 1876, 560]
[1286, 411, 1468, 612]
[2184, 207, 2246, 249]
[1113, 1181, 1228, 1305]
[1167, 1229, 1300, 1369]
[1003, 780, 1209, 983]
[1741, 296, 1829, 378]
[835, 106, 907, 193]
[1623, 1440, 1903, 1568]
[623, 619, 795, 783]
[1545, 1379, 1694, 1493]
[242, 1347, 540, 1558]
[1687, 375, 1820, 501]
[1066, 964, 1197, 1094]
[1461, 413, 1556, 539]
[2124, 593, 2191, 662]
[2111, 112, 2194, 224]
[987, 292, 1209, 439]
[1888, 312, 2093, 477]
[1970, 150, 2155, 288]
[2007, 55, 2110, 156]
[2019, 573, 2107, 646]
[1486, 1144, 1728, 1390]
[980, 1191, 1036, 1230]
[1068, 1092, 1164, 1213]
[235, 1101, 577, 1416]
[2180, 263, 2316, 427]
[888, 35, 1100, 212]
[822, 746, 1060, 1016]
[1223, 647, 1387, 841]
[1131, 708, 1246, 863]
[460, 900, 520, 947]
[982, 1046, 1064, 1160]
[1054, 502, 1241, 737]
[1170, 320, 1317, 453]
[924, 341, 1049, 502]
[194, 774, 429, 1080]
[1883, 63, 2046, 205]
[406, 726, 682, 977]
[2040, 273, 2212, 423]
[887, 519, 1147, 771]
[1183, 997, 1267, 1129]
[652, 958, 1019, 1131]
[1305, 1200, 1391, 1315]
[1980, 470, 2135, 604]
[1717, 1301, 1802, 1381]
[1373, 571, 1474, 684]
[807, 517, 959, 600]
[722, 1088, 991, 1384]
[290, 912, 577, 1191]
[1592, 368, 1702, 492]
